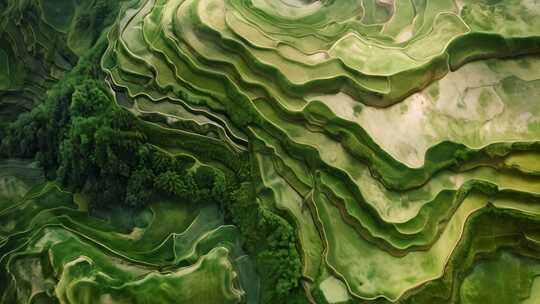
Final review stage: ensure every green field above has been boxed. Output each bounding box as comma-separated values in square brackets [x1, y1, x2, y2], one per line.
[1, 0, 540, 303]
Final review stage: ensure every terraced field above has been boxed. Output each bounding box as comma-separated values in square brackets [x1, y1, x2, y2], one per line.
[1, 0, 540, 303]
[0, 160, 257, 303]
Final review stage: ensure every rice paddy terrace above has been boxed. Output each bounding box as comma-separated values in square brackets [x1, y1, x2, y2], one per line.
[1, 0, 540, 303]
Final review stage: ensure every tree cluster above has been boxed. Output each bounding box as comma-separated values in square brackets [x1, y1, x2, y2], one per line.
[1, 77, 227, 210]
[224, 182, 303, 303]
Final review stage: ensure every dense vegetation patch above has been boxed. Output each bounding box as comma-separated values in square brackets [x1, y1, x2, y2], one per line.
[1, 72, 223, 209]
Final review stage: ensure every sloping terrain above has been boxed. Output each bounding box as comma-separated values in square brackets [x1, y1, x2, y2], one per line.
[0, 160, 253, 303]
[1, 0, 540, 303]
